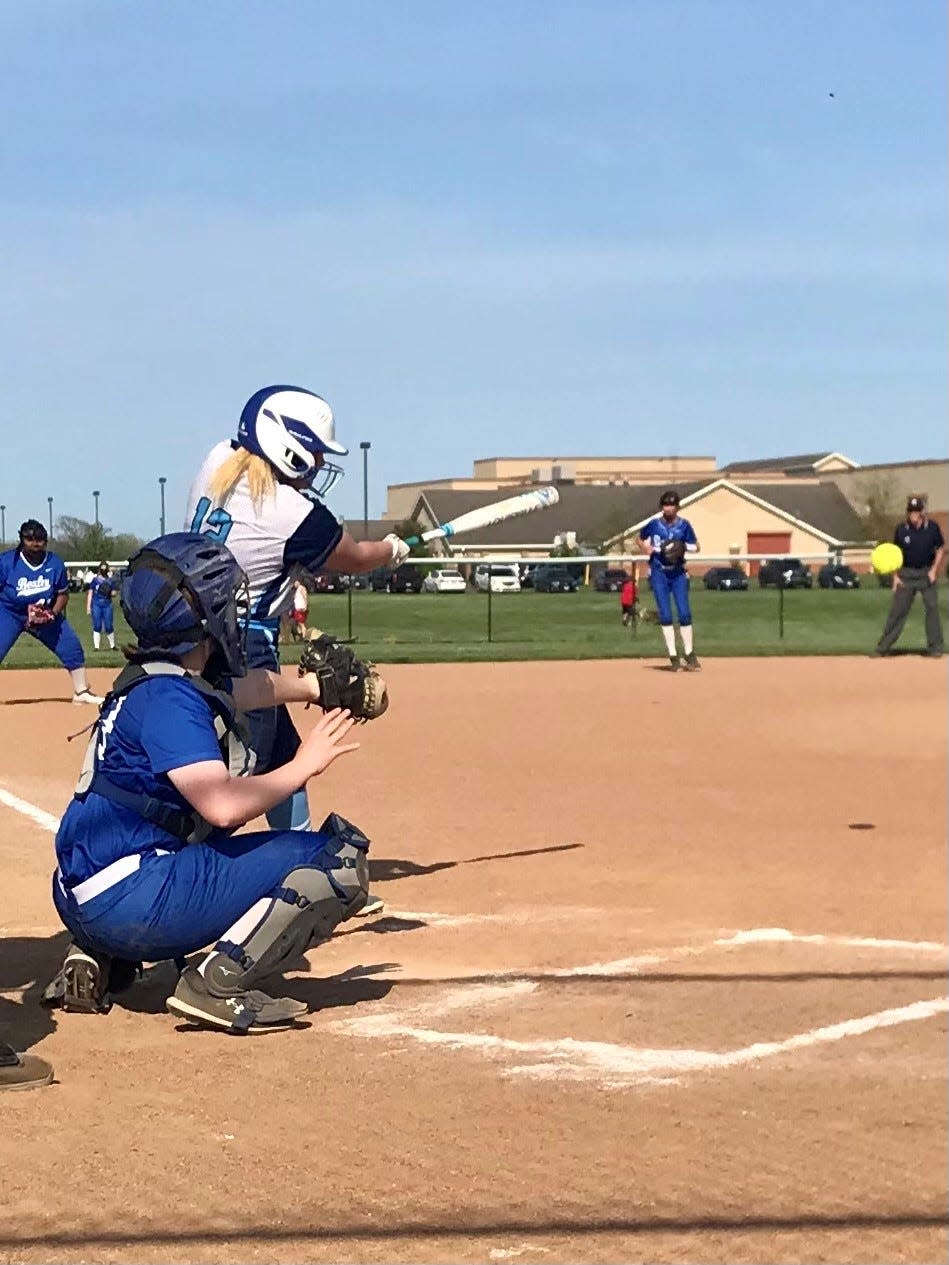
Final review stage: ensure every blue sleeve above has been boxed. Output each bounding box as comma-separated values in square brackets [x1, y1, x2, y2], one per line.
[52, 557, 68, 593]
[683, 520, 698, 545]
[639, 517, 657, 542]
[139, 681, 224, 775]
[284, 503, 343, 571]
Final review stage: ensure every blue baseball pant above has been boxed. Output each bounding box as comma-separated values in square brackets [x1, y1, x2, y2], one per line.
[90, 598, 114, 635]
[53, 829, 338, 962]
[651, 568, 692, 626]
[0, 607, 85, 669]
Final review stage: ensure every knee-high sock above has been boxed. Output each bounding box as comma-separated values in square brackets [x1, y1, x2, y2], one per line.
[92, 631, 100, 649]
[69, 667, 89, 694]
[681, 625, 694, 654]
[661, 625, 677, 656]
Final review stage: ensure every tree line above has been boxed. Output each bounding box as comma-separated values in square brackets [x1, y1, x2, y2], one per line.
[0, 515, 144, 561]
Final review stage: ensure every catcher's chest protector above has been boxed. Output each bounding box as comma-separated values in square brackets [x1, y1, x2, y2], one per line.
[73, 663, 255, 843]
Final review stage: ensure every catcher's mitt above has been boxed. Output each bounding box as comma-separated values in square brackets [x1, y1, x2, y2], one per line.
[659, 539, 686, 568]
[26, 603, 56, 627]
[298, 630, 388, 721]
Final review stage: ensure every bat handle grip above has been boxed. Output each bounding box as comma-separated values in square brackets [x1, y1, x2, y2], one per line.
[403, 535, 420, 547]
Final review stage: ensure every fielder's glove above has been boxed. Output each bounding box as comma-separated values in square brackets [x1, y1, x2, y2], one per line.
[298, 630, 389, 722]
[659, 539, 686, 568]
[26, 603, 56, 627]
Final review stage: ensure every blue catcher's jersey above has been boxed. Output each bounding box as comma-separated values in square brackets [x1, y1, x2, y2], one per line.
[640, 516, 698, 572]
[0, 547, 68, 616]
[186, 441, 343, 621]
[55, 676, 225, 890]
[89, 574, 115, 602]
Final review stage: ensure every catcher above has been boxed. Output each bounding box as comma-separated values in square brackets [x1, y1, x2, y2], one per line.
[185, 386, 408, 920]
[0, 520, 102, 703]
[48, 533, 380, 1033]
[639, 490, 701, 670]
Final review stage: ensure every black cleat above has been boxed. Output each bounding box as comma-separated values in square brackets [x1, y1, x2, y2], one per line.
[683, 652, 701, 671]
[668, 655, 680, 671]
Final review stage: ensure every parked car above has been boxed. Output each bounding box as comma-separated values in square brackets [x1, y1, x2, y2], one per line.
[818, 563, 860, 589]
[594, 567, 630, 593]
[368, 566, 391, 591]
[422, 568, 466, 593]
[474, 564, 521, 593]
[703, 565, 749, 591]
[533, 564, 580, 593]
[311, 571, 349, 594]
[346, 573, 371, 591]
[519, 563, 537, 589]
[758, 558, 813, 589]
[388, 564, 424, 594]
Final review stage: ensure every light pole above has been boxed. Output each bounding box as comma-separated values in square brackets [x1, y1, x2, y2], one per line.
[359, 441, 371, 539]
[0, 505, 5, 546]
[93, 490, 100, 529]
[159, 476, 167, 535]
[47, 496, 54, 539]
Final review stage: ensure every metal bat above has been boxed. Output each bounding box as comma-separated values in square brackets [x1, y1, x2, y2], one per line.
[404, 486, 560, 546]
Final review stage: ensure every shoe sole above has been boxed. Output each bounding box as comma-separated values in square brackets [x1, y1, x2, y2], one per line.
[351, 899, 385, 919]
[62, 954, 105, 1014]
[0, 1064, 55, 1092]
[166, 995, 299, 1034]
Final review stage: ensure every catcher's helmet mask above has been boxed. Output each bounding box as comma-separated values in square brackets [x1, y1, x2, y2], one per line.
[121, 532, 249, 679]
[237, 385, 346, 498]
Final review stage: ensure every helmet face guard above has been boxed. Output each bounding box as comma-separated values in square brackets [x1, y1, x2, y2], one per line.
[237, 386, 347, 495]
[121, 533, 249, 677]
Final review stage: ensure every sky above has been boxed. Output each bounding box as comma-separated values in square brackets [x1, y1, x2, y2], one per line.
[0, 0, 945, 540]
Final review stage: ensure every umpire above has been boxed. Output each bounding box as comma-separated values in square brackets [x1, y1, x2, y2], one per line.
[873, 496, 945, 657]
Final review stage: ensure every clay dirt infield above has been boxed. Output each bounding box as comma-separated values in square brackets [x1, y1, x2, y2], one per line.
[0, 657, 946, 1265]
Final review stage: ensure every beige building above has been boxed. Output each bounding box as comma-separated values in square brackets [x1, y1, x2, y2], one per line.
[384, 454, 717, 521]
[410, 477, 865, 571]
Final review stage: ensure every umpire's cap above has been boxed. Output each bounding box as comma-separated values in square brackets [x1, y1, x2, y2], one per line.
[906, 495, 926, 512]
[659, 489, 680, 507]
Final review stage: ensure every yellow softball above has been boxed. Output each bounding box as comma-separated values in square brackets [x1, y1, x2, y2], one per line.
[871, 542, 903, 576]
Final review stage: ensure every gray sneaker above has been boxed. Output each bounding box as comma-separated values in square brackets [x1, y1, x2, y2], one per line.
[683, 652, 701, 671]
[0, 1044, 54, 1092]
[167, 967, 308, 1034]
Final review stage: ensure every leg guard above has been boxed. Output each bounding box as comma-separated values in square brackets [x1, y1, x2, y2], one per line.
[201, 812, 370, 994]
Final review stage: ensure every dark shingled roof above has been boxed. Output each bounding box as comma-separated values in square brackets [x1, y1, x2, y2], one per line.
[740, 482, 865, 542]
[416, 484, 707, 547]
[722, 453, 835, 474]
[414, 479, 867, 547]
[340, 518, 392, 543]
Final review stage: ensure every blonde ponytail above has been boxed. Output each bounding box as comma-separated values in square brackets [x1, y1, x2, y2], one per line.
[207, 447, 277, 512]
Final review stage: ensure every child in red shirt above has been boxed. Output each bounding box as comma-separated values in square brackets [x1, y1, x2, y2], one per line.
[620, 575, 637, 626]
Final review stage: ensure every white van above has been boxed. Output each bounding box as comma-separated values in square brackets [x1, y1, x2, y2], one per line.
[474, 564, 521, 594]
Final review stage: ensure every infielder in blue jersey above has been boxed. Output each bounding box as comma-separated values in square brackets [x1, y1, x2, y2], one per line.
[86, 562, 116, 651]
[48, 532, 370, 1034]
[639, 490, 701, 671]
[0, 520, 102, 703]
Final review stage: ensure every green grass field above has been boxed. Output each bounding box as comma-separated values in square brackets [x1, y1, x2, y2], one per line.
[2, 582, 944, 669]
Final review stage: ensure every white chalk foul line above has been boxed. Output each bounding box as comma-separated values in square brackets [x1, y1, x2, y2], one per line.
[336, 984, 949, 1089]
[0, 784, 60, 834]
[718, 928, 948, 954]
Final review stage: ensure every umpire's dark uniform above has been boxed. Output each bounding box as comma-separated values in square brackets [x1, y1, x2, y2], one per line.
[875, 497, 945, 656]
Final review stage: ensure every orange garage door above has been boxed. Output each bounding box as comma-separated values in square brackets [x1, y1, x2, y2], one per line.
[747, 532, 791, 576]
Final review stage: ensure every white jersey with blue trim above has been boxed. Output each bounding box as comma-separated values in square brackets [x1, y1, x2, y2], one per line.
[186, 442, 343, 620]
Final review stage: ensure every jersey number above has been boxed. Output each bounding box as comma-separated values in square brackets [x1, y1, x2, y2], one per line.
[190, 497, 233, 544]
